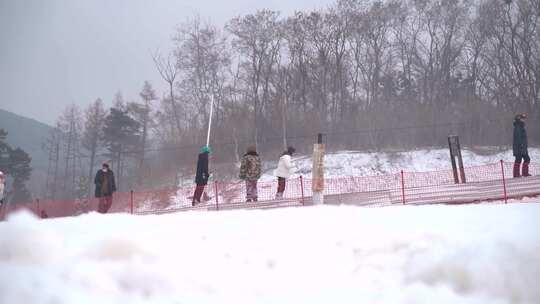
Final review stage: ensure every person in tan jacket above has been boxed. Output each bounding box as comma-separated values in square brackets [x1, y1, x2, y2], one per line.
[239, 145, 262, 202]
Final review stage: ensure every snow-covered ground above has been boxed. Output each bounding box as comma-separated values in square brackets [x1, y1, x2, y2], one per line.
[260, 147, 540, 181]
[1, 201, 539, 304]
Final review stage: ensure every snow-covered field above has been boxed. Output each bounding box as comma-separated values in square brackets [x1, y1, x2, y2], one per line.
[259, 147, 540, 181]
[1, 201, 539, 304]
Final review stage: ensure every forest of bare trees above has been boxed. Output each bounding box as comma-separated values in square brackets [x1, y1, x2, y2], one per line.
[44, 0, 539, 199]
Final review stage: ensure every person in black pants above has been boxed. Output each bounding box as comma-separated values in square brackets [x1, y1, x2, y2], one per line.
[192, 146, 212, 205]
[275, 147, 296, 199]
[94, 163, 117, 213]
[513, 113, 531, 178]
[0, 171, 5, 205]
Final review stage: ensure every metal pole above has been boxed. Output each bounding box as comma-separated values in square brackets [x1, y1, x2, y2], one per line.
[206, 95, 214, 147]
[214, 181, 219, 211]
[500, 160, 508, 204]
[400, 171, 406, 205]
[300, 176, 305, 206]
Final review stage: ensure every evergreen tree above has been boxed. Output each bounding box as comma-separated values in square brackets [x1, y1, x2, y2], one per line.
[0, 129, 33, 203]
[0, 129, 9, 173]
[128, 81, 157, 185]
[9, 147, 32, 202]
[102, 107, 141, 190]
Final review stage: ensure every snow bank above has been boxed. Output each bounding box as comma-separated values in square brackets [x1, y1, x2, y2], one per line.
[1, 202, 539, 303]
[260, 147, 540, 181]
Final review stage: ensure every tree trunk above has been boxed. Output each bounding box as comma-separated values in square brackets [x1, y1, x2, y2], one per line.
[138, 110, 148, 186]
[116, 148, 122, 191]
[281, 94, 288, 151]
[169, 83, 182, 140]
[88, 148, 96, 197]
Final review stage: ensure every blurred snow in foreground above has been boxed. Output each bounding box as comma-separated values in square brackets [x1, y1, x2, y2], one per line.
[1, 200, 539, 304]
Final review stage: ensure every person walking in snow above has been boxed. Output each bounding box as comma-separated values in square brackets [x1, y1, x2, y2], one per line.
[192, 146, 212, 206]
[0, 171, 5, 205]
[275, 146, 296, 199]
[513, 113, 531, 178]
[239, 145, 262, 202]
[94, 163, 116, 213]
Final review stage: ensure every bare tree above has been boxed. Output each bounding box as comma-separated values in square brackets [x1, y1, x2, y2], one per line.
[128, 81, 157, 185]
[174, 16, 230, 134]
[82, 98, 107, 196]
[56, 104, 83, 199]
[227, 9, 283, 147]
[153, 51, 182, 140]
[43, 128, 62, 200]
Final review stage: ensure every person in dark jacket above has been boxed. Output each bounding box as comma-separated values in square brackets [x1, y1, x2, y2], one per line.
[513, 113, 531, 178]
[192, 146, 211, 206]
[239, 145, 262, 202]
[0, 171, 5, 205]
[94, 163, 116, 213]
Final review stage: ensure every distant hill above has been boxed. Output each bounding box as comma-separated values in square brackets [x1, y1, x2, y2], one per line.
[0, 109, 54, 171]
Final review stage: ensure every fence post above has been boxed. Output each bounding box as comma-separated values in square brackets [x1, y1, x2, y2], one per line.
[300, 176, 305, 206]
[130, 190, 134, 214]
[400, 170, 406, 205]
[214, 181, 219, 211]
[36, 199, 40, 218]
[500, 160, 508, 204]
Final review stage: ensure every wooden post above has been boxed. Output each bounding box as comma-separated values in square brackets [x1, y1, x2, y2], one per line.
[448, 135, 466, 184]
[456, 136, 466, 183]
[130, 190, 134, 214]
[312, 134, 325, 205]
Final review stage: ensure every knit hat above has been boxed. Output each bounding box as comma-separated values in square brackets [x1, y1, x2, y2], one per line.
[515, 113, 527, 120]
[247, 145, 257, 153]
[201, 146, 212, 154]
[287, 146, 296, 155]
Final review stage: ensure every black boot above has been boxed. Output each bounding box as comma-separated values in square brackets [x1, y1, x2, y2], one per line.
[522, 162, 531, 177]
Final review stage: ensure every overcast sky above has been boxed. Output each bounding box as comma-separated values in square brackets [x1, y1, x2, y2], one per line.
[0, 0, 333, 125]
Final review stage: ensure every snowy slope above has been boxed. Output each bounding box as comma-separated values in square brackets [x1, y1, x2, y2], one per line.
[259, 147, 540, 181]
[1, 201, 540, 304]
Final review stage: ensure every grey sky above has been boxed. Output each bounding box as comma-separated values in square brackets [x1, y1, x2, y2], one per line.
[0, 0, 333, 125]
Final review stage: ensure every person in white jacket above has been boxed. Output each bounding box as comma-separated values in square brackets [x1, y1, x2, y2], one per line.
[275, 147, 296, 199]
[0, 171, 5, 205]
